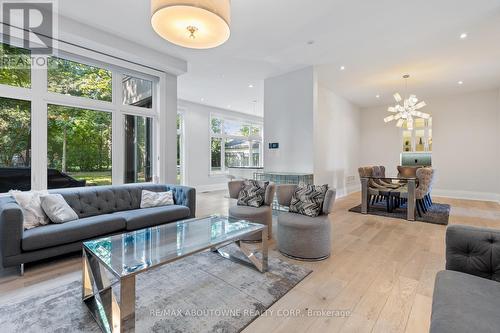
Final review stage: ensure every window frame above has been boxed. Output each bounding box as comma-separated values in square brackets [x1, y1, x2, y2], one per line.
[0, 37, 163, 191]
[209, 113, 263, 175]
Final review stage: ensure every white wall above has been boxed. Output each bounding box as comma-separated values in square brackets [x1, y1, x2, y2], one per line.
[360, 89, 500, 202]
[179, 100, 263, 191]
[314, 83, 361, 197]
[264, 67, 315, 173]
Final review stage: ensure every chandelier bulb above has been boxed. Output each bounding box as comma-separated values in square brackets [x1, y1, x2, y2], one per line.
[186, 25, 198, 39]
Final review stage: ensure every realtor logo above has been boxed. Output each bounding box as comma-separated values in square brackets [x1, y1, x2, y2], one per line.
[1, 1, 57, 54]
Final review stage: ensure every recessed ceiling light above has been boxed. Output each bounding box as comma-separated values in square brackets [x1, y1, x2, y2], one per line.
[340, 66, 346, 71]
[201, 98, 205, 102]
[376, 94, 380, 99]
[458, 80, 464, 85]
[460, 33, 468, 39]
[248, 84, 254, 88]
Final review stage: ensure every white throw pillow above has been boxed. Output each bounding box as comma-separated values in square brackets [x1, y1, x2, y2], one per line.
[140, 190, 174, 208]
[9, 190, 50, 230]
[40, 194, 79, 224]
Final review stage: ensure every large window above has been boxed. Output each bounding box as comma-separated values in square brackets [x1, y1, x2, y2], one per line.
[0, 41, 161, 192]
[0, 97, 31, 192]
[48, 105, 112, 186]
[48, 57, 112, 101]
[124, 115, 152, 183]
[210, 115, 263, 173]
[176, 112, 184, 184]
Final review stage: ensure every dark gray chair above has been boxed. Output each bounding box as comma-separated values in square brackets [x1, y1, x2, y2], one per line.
[227, 180, 275, 241]
[430, 225, 500, 333]
[276, 184, 336, 261]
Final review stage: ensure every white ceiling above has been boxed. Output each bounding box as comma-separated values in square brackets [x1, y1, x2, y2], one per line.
[58, 0, 500, 116]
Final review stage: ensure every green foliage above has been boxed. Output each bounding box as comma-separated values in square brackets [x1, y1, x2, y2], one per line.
[211, 117, 222, 133]
[47, 105, 112, 172]
[0, 97, 30, 166]
[239, 125, 260, 137]
[47, 57, 112, 101]
[0, 43, 31, 88]
[211, 138, 222, 169]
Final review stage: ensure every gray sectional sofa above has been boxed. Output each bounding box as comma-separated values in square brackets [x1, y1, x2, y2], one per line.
[431, 224, 500, 333]
[0, 184, 195, 272]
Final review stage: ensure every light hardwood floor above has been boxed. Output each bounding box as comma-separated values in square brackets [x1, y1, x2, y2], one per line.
[1, 191, 499, 333]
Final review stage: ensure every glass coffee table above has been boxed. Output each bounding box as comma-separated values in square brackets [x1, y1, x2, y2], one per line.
[82, 215, 268, 333]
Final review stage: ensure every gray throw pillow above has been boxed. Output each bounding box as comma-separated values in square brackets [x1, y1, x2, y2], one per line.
[40, 194, 79, 223]
[237, 180, 269, 208]
[289, 184, 329, 217]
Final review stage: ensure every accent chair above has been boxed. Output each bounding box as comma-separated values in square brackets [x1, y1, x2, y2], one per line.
[227, 180, 275, 241]
[276, 184, 336, 261]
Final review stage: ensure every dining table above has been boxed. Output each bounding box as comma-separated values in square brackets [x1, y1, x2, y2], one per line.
[360, 176, 417, 221]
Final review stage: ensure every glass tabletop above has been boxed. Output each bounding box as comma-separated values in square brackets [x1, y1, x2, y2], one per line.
[83, 215, 264, 278]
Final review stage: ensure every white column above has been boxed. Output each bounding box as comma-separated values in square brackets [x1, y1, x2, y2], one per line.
[31, 56, 48, 190]
[112, 72, 124, 185]
[158, 72, 178, 184]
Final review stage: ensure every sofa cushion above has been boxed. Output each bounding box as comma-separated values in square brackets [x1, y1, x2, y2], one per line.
[51, 184, 173, 218]
[115, 205, 190, 231]
[229, 205, 271, 223]
[22, 214, 126, 251]
[430, 270, 500, 333]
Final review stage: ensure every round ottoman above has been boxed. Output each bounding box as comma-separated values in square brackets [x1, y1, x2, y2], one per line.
[277, 212, 331, 261]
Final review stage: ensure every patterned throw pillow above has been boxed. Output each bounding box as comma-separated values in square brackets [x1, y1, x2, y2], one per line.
[237, 180, 269, 208]
[289, 184, 329, 217]
[140, 190, 175, 208]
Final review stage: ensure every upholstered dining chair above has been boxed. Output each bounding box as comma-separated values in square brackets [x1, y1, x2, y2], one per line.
[372, 166, 401, 189]
[393, 167, 435, 217]
[228, 180, 275, 241]
[415, 167, 435, 215]
[276, 184, 336, 261]
[358, 166, 391, 207]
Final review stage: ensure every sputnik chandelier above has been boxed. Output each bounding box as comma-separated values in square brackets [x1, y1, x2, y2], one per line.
[384, 74, 430, 130]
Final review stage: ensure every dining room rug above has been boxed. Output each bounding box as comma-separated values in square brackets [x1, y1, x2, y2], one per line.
[349, 201, 450, 225]
[0, 245, 311, 333]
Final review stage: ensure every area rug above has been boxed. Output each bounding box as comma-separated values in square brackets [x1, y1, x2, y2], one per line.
[0, 246, 311, 333]
[349, 202, 450, 225]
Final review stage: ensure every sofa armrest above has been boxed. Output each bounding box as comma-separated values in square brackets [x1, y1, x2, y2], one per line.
[167, 185, 196, 218]
[0, 200, 24, 262]
[446, 224, 500, 282]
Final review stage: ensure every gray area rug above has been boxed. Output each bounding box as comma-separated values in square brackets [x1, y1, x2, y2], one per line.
[349, 202, 450, 225]
[0, 246, 311, 333]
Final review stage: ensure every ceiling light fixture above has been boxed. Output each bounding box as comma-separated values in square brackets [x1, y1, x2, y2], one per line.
[384, 74, 430, 131]
[248, 84, 254, 88]
[151, 0, 231, 49]
[376, 94, 380, 99]
[340, 66, 346, 71]
[458, 80, 464, 85]
[460, 32, 468, 39]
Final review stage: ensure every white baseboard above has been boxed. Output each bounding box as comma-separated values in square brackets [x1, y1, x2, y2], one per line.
[433, 188, 500, 203]
[195, 183, 227, 193]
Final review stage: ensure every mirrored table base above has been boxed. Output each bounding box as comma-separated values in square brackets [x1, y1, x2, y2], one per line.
[82, 227, 268, 333]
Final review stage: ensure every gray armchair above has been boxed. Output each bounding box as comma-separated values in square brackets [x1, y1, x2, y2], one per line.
[228, 180, 275, 241]
[430, 225, 500, 333]
[276, 184, 336, 261]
